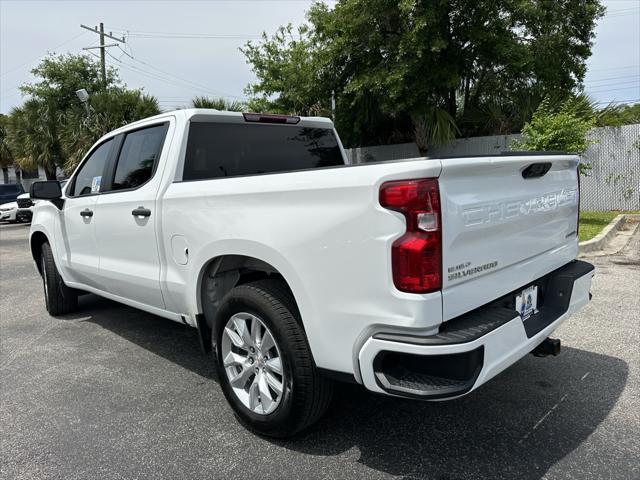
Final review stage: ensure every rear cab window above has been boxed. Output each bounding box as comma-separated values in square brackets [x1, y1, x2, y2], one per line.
[182, 122, 344, 181]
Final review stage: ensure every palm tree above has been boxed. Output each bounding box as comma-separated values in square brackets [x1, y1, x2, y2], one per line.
[8, 99, 64, 180]
[0, 114, 14, 182]
[412, 106, 460, 154]
[61, 88, 161, 172]
[191, 96, 246, 112]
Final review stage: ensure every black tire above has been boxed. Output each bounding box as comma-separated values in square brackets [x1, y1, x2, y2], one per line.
[214, 279, 333, 438]
[40, 242, 78, 316]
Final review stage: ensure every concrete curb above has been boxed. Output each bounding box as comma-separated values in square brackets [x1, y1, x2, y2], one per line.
[579, 214, 638, 254]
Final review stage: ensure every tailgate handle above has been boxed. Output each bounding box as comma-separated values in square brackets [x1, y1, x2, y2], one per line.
[522, 162, 552, 179]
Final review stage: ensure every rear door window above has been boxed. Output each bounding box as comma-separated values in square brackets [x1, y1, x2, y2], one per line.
[183, 123, 344, 181]
[108, 124, 168, 191]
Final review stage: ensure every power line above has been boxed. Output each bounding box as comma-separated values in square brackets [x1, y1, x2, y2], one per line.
[113, 53, 244, 100]
[111, 28, 263, 40]
[105, 51, 204, 91]
[583, 79, 640, 88]
[587, 64, 639, 72]
[601, 11, 639, 18]
[105, 50, 246, 101]
[113, 45, 246, 100]
[586, 85, 640, 94]
[606, 7, 640, 14]
[1, 36, 100, 97]
[584, 74, 640, 83]
[594, 98, 639, 105]
[1, 32, 88, 78]
[120, 35, 260, 40]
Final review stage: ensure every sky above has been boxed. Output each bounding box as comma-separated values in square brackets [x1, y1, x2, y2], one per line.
[1, 0, 638, 114]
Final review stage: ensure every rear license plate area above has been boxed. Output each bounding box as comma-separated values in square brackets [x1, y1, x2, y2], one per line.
[516, 285, 538, 321]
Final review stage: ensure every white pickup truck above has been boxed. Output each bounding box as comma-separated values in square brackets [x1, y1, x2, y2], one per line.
[29, 109, 594, 437]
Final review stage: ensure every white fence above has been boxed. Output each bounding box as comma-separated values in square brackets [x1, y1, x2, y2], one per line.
[578, 125, 639, 211]
[346, 124, 640, 211]
[345, 142, 420, 164]
[428, 133, 522, 157]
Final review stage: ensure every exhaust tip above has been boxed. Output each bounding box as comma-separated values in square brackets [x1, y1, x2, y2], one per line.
[532, 338, 561, 357]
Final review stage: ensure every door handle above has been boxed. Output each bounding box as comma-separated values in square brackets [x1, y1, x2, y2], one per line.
[131, 206, 151, 217]
[80, 208, 93, 218]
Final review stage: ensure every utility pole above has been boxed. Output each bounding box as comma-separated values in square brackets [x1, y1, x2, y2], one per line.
[331, 90, 336, 121]
[80, 23, 125, 85]
[99, 23, 106, 83]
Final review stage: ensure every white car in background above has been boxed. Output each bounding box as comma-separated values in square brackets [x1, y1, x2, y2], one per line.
[0, 201, 19, 223]
[16, 193, 34, 223]
[14, 180, 68, 223]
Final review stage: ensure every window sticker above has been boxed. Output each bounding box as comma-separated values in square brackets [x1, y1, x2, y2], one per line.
[91, 176, 102, 193]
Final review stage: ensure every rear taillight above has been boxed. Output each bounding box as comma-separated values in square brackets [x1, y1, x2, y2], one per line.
[379, 178, 442, 293]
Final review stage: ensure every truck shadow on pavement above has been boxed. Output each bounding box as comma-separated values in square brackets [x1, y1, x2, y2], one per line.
[76, 294, 628, 480]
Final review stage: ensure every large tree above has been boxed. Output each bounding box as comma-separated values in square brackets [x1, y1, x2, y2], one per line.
[9, 54, 117, 178]
[243, 0, 605, 149]
[8, 99, 64, 179]
[0, 114, 14, 183]
[21, 54, 117, 111]
[61, 88, 160, 172]
[0, 115, 13, 168]
[8, 54, 160, 176]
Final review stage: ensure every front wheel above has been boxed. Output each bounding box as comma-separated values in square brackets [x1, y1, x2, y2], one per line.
[40, 242, 78, 316]
[214, 279, 333, 438]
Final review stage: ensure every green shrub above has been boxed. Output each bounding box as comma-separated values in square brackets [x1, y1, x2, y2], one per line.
[512, 97, 595, 173]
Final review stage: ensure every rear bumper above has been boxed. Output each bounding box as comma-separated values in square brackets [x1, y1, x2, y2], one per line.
[358, 260, 594, 399]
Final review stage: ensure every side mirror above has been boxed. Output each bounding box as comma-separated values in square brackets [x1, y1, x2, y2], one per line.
[30, 181, 62, 200]
[30, 181, 64, 209]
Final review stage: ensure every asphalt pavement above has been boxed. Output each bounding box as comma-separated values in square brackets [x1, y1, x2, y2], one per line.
[1, 223, 638, 480]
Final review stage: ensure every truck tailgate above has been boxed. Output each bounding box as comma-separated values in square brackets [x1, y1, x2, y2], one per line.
[438, 154, 580, 320]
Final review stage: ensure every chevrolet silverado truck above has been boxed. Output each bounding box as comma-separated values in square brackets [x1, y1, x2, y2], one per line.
[29, 109, 594, 437]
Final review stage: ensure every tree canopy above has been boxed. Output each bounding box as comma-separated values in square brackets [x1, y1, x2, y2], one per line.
[61, 88, 160, 171]
[7, 98, 65, 179]
[512, 96, 596, 174]
[191, 96, 245, 111]
[0, 115, 13, 169]
[243, 0, 606, 149]
[6, 54, 160, 177]
[513, 97, 595, 153]
[20, 54, 117, 111]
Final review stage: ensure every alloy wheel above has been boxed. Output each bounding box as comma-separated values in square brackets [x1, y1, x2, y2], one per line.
[221, 312, 284, 415]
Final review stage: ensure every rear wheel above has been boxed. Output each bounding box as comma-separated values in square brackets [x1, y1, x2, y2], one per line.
[40, 242, 78, 316]
[214, 279, 333, 438]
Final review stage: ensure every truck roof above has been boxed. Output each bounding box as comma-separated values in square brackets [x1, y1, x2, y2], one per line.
[108, 109, 334, 136]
